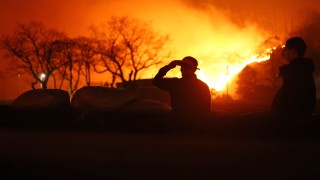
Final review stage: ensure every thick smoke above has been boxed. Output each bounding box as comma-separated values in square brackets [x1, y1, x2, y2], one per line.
[180, 0, 320, 35]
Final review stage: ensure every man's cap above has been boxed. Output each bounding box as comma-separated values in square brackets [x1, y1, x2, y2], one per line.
[181, 56, 200, 70]
[284, 37, 307, 57]
[284, 37, 306, 50]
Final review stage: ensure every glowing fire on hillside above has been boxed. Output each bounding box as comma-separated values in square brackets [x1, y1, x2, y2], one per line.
[196, 54, 271, 92]
[163, 47, 276, 92]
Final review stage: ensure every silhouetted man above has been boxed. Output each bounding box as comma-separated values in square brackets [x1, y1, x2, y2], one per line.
[152, 56, 211, 119]
[271, 37, 316, 120]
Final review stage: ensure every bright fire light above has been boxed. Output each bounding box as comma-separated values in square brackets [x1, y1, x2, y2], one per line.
[196, 53, 270, 91]
[146, 47, 275, 95]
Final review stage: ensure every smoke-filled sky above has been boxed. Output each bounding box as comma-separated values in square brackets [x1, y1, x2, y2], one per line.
[0, 0, 319, 100]
[1, 0, 319, 35]
[1, 0, 319, 50]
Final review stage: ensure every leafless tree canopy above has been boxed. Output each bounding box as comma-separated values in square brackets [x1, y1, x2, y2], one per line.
[74, 37, 99, 86]
[0, 17, 171, 93]
[51, 38, 80, 95]
[91, 16, 170, 87]
[49, 37, 99, 95]
[1, 22, 67, 89]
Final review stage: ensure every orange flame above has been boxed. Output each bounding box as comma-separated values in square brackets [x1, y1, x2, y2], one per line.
[197, 52, 271, 91]
[160, 47, 273, 93]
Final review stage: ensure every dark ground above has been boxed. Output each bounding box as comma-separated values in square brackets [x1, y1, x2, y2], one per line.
[1, 104, 320, 179]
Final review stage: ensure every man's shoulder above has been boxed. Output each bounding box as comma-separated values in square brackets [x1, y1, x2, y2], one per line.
[291, 57, 314, 66]
[290, 57, 315, 74]
[189, 78, 210, 92]
[197, 78, 209, 88]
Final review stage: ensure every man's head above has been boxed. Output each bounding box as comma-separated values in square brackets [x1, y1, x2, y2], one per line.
[180, 56, 199, 77]
[282, 37, 307, 62]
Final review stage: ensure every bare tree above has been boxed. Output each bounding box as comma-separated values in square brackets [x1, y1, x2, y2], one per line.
[51, 38, 82, 96]
[91, 16, 170, 87]
[75, 37, 99, 86]
[50, 37, 98, 95]
[0, 22, 67, 89]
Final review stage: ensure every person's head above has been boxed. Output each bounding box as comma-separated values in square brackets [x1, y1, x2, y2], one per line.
[180, 56, 199, 77]
[282, 37, 307, 62]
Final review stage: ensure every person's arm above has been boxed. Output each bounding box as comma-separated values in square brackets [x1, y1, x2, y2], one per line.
[152, 60, 181, 91]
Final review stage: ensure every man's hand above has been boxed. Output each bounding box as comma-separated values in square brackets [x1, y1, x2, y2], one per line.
[167, 60, 182, 69]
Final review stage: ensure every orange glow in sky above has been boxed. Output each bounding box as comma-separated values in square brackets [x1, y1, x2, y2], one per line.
[0, 0, 319, 100]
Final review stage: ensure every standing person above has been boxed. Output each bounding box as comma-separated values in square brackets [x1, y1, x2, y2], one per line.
[271, 37, 316, 120]
[152, 56, 211, 119]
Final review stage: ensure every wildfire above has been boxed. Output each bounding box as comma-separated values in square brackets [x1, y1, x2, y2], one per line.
[197, 54, 270, 92]
[148, 46, 275, 95]
[195, 46, 275, 92]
